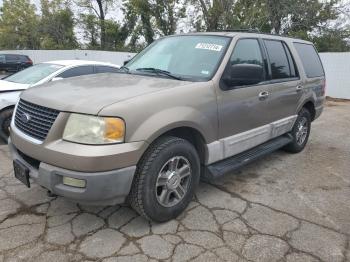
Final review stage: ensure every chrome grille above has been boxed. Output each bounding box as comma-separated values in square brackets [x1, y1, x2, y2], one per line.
[15, 99, 59, 141]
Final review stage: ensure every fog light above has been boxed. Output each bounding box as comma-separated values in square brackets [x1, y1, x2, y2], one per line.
[63, 177, 86, 188]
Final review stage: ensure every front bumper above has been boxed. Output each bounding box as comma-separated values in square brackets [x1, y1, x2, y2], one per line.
[9, 139, 136, 205]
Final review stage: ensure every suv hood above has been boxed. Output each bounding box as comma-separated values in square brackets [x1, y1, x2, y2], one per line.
[0, 80, 29, 92]
[20, 73, 192, 115]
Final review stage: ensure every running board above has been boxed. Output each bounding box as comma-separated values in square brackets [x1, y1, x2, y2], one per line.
[203, 135, 293, 181]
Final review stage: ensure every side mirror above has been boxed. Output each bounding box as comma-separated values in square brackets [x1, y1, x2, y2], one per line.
[123, 60, 130, 66]
[223, 64, 264, 88]
[51, 77, 63, 82]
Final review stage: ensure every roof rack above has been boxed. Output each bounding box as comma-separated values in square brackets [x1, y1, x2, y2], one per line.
[219, 29, 261, 33]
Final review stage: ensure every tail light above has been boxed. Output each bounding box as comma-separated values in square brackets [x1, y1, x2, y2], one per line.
[26, 58, 33, 65]
[321, 79, 326, 96]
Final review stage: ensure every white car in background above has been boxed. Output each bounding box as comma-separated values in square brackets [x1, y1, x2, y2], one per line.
[0, 60, 120, 141]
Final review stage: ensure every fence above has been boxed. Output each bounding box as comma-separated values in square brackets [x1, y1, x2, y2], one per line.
[319, 53, 350, 99]
[0, 50, 136, 67]
[0, 50, 349, 99]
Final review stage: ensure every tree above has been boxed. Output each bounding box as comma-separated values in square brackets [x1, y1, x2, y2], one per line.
[76, 0, 116, 49]
[186, 0, 238, 31]
[121, 0, 185, 48]
[0, 0, 40, 49]
[40, 0, 78, 49]
[79, 13, 100, 49]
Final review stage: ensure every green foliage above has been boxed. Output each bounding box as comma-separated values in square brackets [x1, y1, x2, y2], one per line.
[0, 0, 40, 49]
[79, 13, 100, 49]
[40, 0, 79, 49]
[0, 0, 348, 52]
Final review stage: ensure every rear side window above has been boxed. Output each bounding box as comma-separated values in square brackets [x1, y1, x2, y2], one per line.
[19, 55, 30, 62]
[0, 55, 5, 63]
[95, 66, 119, 74]
[264, 40, 293, 79]
[5, 55, 20, 61]
[58, 66, 94, 78]
[293, 43, 324, 78]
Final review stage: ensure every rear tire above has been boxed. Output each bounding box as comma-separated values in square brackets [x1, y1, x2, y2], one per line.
[283, 107, 311, 153]
[128, 136, 200, 222]
[0, 108, 13, 143]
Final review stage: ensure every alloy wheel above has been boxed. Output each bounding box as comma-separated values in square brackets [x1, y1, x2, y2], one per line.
[155, 156, 192, 207]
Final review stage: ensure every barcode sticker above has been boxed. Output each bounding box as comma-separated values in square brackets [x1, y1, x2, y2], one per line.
[195, 43, 223, 52]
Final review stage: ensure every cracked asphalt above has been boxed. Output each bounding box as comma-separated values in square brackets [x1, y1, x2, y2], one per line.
[0, 100, 349, 262]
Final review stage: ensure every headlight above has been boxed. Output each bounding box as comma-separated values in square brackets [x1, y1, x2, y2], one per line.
[63, 114, 125, 144]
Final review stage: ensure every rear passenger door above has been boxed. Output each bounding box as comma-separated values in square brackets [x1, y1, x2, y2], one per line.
[262, 39, 302, 123]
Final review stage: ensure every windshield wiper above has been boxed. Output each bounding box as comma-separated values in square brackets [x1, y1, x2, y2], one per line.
[119, 66, 130, 73]
[136, 68, 183, 80]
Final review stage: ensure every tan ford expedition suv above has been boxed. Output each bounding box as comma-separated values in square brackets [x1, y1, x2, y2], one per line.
[9, 32, 325, 222]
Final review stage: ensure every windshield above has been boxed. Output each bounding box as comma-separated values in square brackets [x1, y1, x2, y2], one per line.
[127, 35, 231, 81]
[5, 63, 64, 84]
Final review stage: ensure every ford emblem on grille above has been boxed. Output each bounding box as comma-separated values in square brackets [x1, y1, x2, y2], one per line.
[20, 113, 31, 123]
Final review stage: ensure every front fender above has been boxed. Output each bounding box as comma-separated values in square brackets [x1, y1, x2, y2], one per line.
[0, 91, 21, 111]
[128, 106, 214, 144]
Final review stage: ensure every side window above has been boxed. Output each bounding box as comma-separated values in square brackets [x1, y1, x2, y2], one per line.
[95, 66, 119, 74]
[221, 39, 265, 89]
[230, 39, 264, 66]
[264, 40, 292, 79]
[5, 55, 19, 62]
[0, 55, 5, 63]
[293, 43, 324, 78]
[58, 66, 94, 78]
[19, 56, 29, 62]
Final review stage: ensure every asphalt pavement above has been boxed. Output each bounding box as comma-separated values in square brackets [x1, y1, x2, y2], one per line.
[0, 100, 349, 262]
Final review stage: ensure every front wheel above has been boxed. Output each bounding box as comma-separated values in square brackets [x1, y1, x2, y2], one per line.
[283, 107, 311, 153]
[0, 108, 13, 142]
[128, 136, 200, 222]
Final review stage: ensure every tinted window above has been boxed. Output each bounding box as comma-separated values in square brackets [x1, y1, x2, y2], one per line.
[95, 66, 119, 74]
[58, 66, 94, 78]
[264, 40, 291, 79]
[230, 39, 263, 66]
[5, 55, 20, 62]
[19, 55, 30, 62]
[294, 43, 324, 78]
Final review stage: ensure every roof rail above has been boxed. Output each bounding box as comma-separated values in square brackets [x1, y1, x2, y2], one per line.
[219, 28, 261, 33]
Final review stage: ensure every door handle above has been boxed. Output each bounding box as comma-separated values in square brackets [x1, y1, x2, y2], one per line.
[296, 85, 303, 92]
[259, 91, 269, 100]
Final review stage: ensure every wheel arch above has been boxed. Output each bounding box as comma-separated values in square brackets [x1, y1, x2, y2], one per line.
[0, 104, 15, 114]
[301, 101, 316, 121]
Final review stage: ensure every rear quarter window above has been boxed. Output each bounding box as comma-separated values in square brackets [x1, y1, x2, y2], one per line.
[293, 43, 324, 78]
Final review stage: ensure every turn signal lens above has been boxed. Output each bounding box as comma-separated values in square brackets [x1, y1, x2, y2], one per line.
[104, 118, 125, 141]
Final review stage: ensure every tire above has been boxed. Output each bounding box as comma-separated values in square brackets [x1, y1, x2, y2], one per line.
[0, 108, 13, 143]
[128, 136, 200, 222]
[283, 107, 311, 153]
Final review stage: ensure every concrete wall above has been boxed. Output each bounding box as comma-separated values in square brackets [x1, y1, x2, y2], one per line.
[319, 53, 350, 99]
[0, 50, 349, 99]
[0, 50, 136, 67]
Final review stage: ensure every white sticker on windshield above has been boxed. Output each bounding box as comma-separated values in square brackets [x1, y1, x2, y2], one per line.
[195, 43, 223, 52]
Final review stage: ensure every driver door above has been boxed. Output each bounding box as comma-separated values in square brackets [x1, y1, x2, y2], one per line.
[216, 38, 273, 158]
